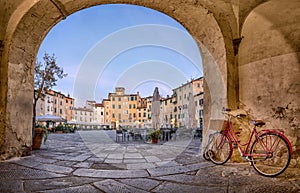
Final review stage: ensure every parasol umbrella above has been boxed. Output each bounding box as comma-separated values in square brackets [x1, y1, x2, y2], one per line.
[188, 92, 196, 128]
[151, 87, 160, 130]
[36, 114, 66, 122]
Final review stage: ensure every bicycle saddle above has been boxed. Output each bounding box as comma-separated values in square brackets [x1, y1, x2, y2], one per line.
[250, 120, 266, 126]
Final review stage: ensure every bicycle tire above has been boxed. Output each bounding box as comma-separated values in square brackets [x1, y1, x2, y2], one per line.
[202, 132, 220, 161]
[208, 132, 232, 165]
[250, 133, 291, 177]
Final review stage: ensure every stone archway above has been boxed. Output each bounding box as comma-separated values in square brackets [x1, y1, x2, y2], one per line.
[0, 0, 299, 164]
[0, 0, 232, 159]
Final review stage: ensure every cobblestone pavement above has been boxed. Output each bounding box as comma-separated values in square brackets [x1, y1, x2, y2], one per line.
[0, 131, 299, 193]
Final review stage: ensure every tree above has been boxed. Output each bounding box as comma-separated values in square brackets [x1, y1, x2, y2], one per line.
[33, 52, 67, 134]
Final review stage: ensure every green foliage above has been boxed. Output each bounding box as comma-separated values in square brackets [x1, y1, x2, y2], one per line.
[33, 52, 67, 130]
[55, 125, 64, 131]
[34, 52, 67, 102]
[148, 129, 160, 139]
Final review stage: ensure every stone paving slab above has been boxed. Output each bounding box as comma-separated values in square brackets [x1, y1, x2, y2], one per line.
[0, 179, 24, 193]
[94, 179, 149, 193]
[73, 168, 150, 178]
[24, 177, 100, 192]
[153, 181, 227, 193]
[147, 165, 192, 177]
[40, 184, 102, 193]
[118, 178, 162, 191]
[0, 163, 66, 180]
[155, 173, 228, 187]
[34, 163, 74, 174]
[127, 162, 157, 170]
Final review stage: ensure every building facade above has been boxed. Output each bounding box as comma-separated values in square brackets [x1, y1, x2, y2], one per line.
[35, 90, 75, 122]
[103, 87, 142, 129]
[172, 77, 204, 127]
[100, 78, 204, 129]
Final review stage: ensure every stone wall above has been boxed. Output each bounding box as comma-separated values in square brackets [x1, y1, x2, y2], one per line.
[239, 0, 300, 166]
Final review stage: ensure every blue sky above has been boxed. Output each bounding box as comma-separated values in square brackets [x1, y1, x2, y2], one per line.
[37, 4, 202, 106]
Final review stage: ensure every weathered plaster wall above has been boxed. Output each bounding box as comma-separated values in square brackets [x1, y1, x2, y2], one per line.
[239, 0, 300, 165]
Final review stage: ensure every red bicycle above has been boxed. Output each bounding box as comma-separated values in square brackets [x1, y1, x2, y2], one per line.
[204, 108, 293, 177]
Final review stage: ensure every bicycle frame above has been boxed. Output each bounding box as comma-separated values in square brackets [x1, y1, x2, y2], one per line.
[207, 108, 293, 177]
[221, 114, 293, 159]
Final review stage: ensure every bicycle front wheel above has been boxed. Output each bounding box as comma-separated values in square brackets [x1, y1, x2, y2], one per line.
[250, 133, 291, 177]
[208, 132, 232, 165]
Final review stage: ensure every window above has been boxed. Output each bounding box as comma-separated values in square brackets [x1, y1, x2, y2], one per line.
[143, 112, 146, 117]
[118, 97, 121, 101]
[60, 109, 62, 114]
[133, 104, 136, 109]
[129, 104, 132, 109]
[118, 105, 121, 109]
[199, 99, 204, 106]
[139, 113, 141, 117]
[112, 104, 115, 109]
[66, 99, 68, 103]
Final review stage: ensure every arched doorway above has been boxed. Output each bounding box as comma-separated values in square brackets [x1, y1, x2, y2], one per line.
[6, 0, 300, 161]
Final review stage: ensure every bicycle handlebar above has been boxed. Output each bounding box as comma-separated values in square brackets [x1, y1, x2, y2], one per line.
[222, 107, 247, 118]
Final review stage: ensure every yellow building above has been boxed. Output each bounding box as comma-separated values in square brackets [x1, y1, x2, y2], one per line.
[104, 87, 141, 129]
[102, 78, 203, 129]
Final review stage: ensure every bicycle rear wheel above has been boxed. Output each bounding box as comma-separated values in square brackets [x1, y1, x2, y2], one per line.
[203, 132, 220, 161]
[208, 132, 232, 165]
[250, 133, 291, 177]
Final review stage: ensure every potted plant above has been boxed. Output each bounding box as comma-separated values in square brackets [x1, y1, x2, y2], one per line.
[32, 124, 48, 150]
[148, 129, 160, 144]
[55, 125, 64, 134]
